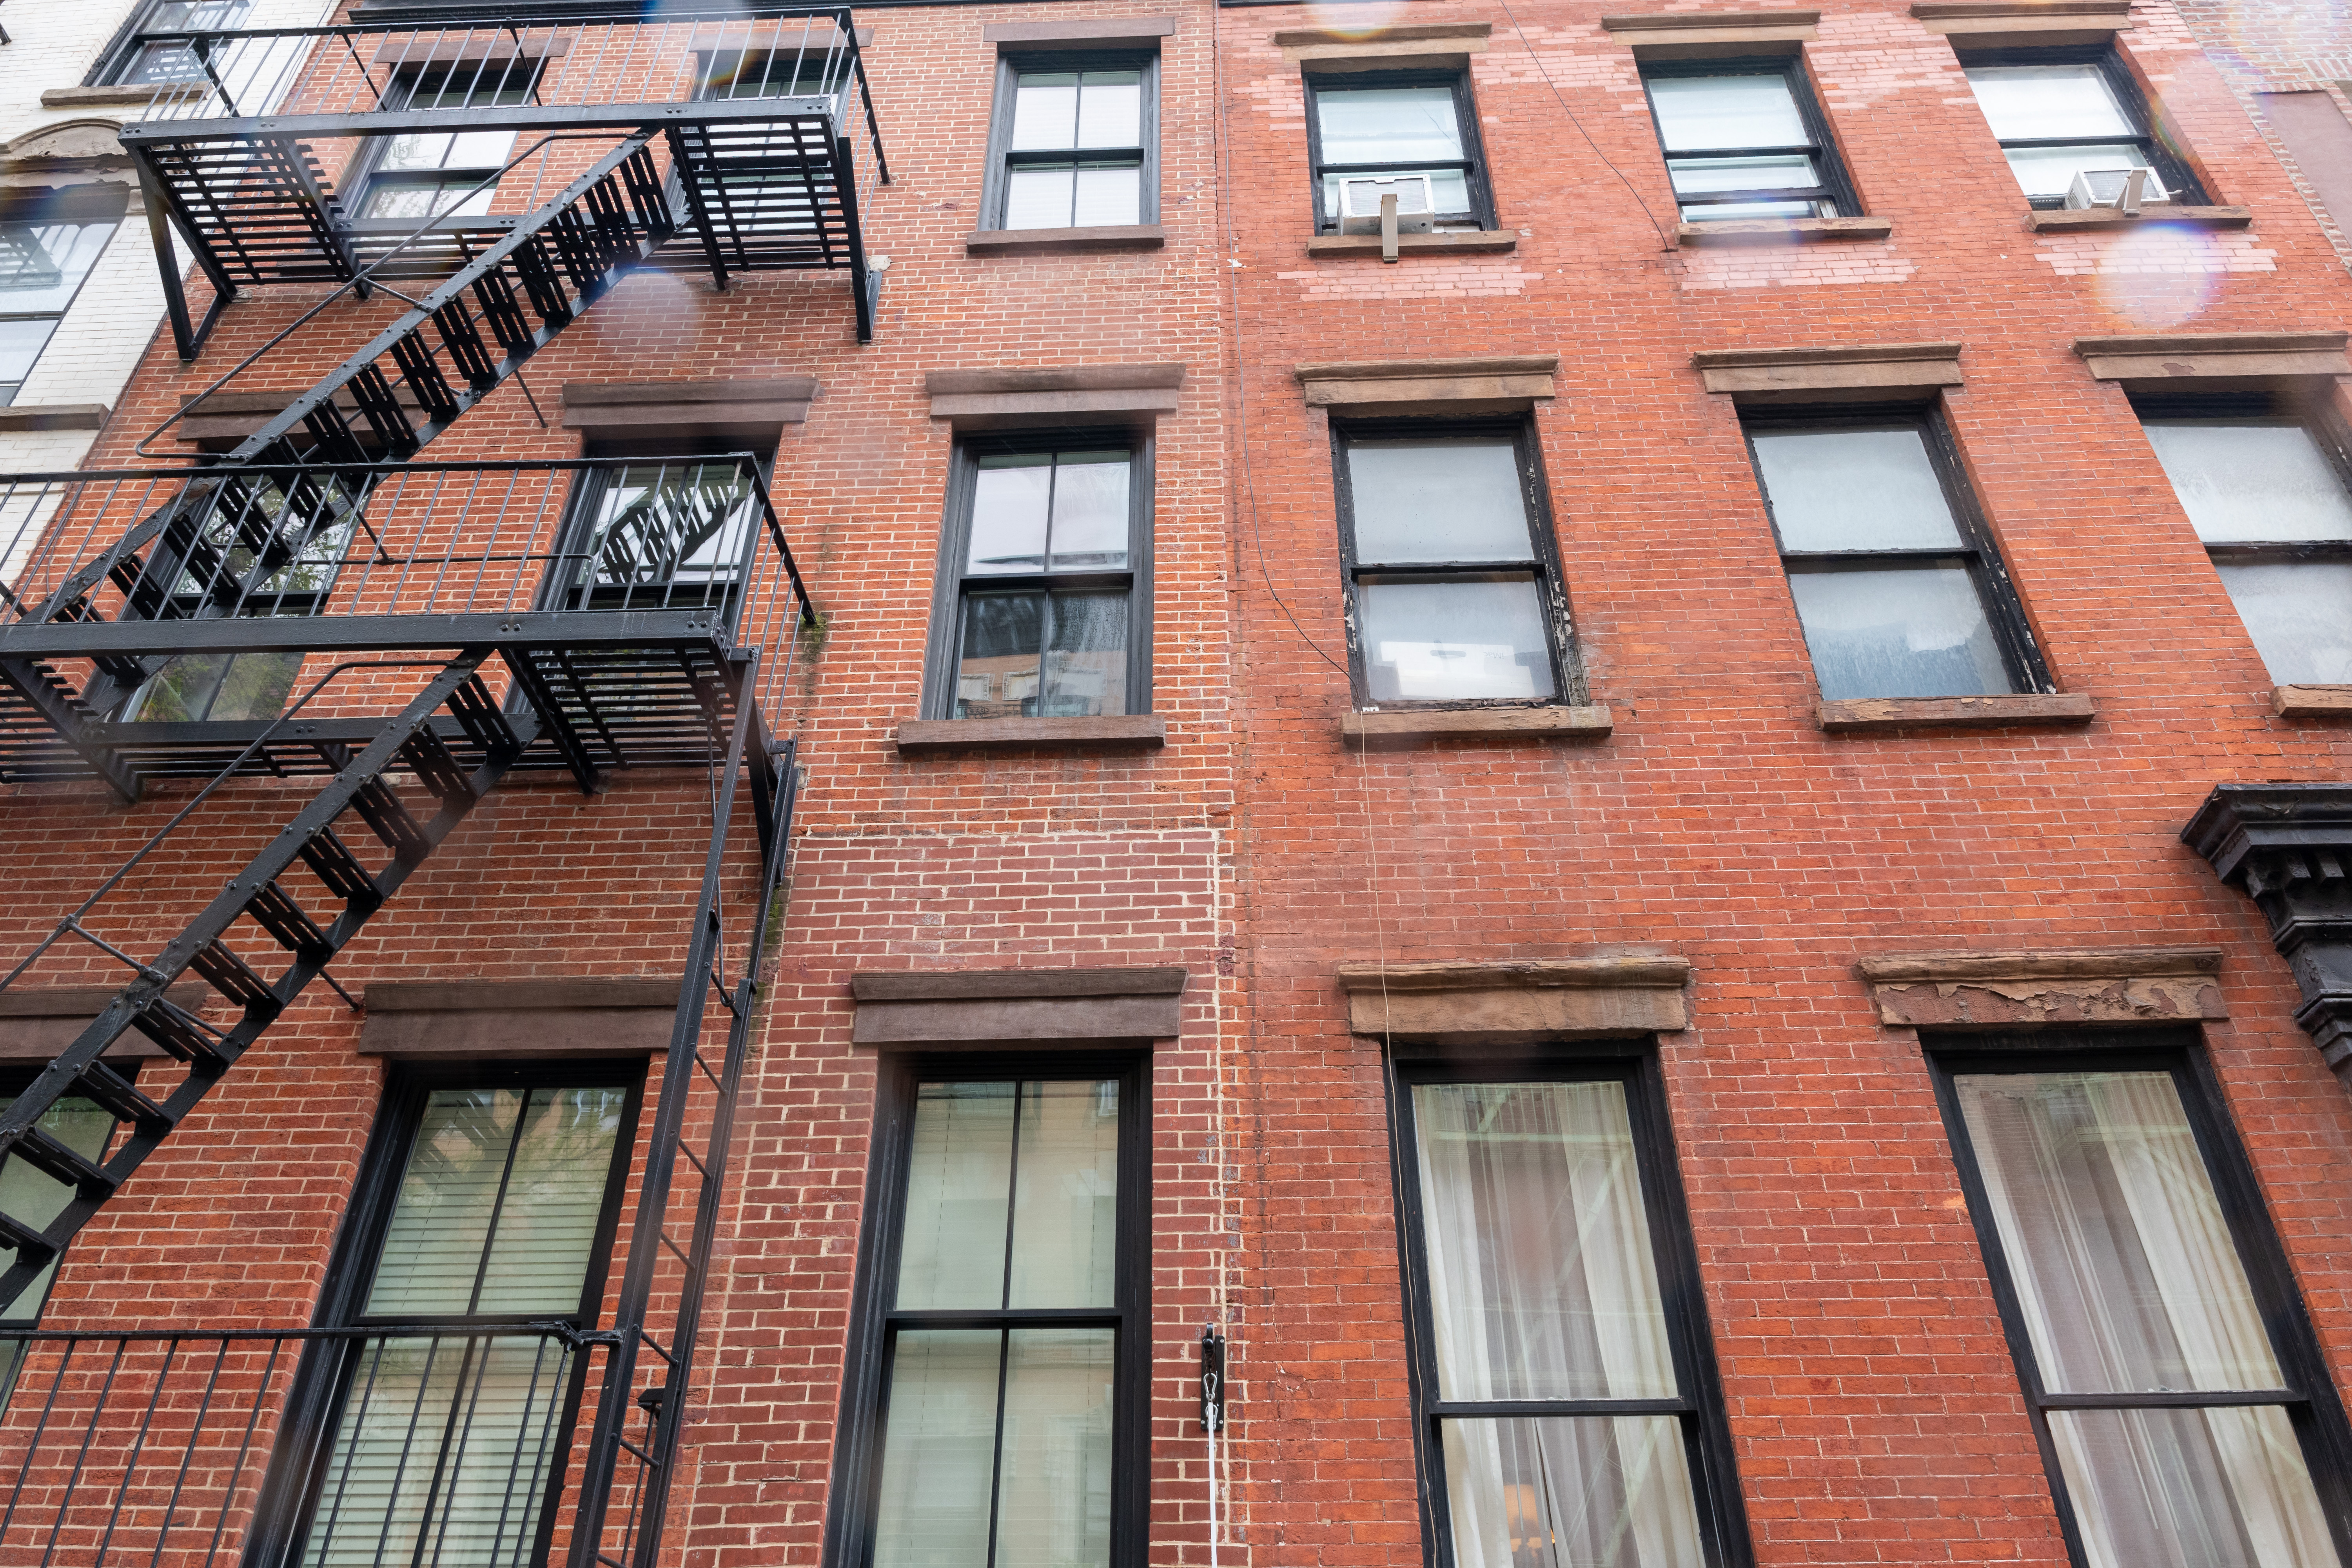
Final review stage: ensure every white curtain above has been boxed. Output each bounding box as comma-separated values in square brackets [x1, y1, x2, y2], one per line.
[1957, 1072, 2337, 1568]
[1413, 1083, 1703, 1568]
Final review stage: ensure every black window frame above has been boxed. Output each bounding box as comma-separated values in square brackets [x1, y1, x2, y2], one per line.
[1637, 54, 1860, 222]
[1955, 43, 2206, 209]
[1329, 415, 1583, 711]
[1302, 67, 1496, 234]
[980, 49, 1160, 233]
[88, 0, 255, 87]
[0, 1061, 138, 1331]
[1741, 400, 2055, 698]
[921, 426, 1155, 720]
[823, 1051, 1153, 1568]
[342, 57, 548, 232]
[1385, 1045, 1753, 1568]
[1924, 1030, 2352, 1568]
[241, 1060, 645, 1568]
[541, 438, 777, 618]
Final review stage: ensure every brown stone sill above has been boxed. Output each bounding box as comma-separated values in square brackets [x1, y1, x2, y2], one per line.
[895, 715, 1166, 755]
[0, 404, 109, 432]
[1818, 693, 2095, 732]
[1341, 705, 1612, 744]
[1676, 215, 1891, 245]
[2275, 684, 2352, 718]
[965, 225, 1165, 255]
[2027, 206, 2252, 232]
[40, 84, 165, 108]
[1305, 230, 1518, 258]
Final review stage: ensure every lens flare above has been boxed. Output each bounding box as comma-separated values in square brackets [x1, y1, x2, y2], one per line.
[2090, 222, 2222, 328]
[1299, 0, 1409, 40]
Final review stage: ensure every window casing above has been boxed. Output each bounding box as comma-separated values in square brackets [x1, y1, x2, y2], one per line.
[1742, 407, 2051, 700]
[1928, 1036, 2352, 1568]
[545, 451, 767, 618]
[0, 187, 125, 407]
[1331, 419, 1580, 710]
[2134, 391, 2352, 686]
[249, 1064, 641, 1568]
[1960, 45, 2204, 208]
[352, 62, 543, 223]
[1638, 58, 1858, 222]
[826, 1056, 1150, 1568]
[1304, 69, 1494, 233]
[983, 52, 1158, 231]
[96, 0, 254, 86]
[1390, 1053, 1751, 1568]
[924, 432, 1152, 720]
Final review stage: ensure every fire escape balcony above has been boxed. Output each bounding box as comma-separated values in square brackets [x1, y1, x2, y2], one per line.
[117, 7, 891, 354]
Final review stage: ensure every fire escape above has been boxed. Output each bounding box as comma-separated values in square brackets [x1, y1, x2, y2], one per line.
[0, 10, 877, 1567]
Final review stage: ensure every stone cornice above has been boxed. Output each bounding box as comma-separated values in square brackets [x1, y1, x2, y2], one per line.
[1336, 955, 1690, 1042]
[2183, 784, 2352, 1076]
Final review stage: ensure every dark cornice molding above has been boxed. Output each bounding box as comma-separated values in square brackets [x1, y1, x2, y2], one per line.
[2183, 784, 2352, 1076]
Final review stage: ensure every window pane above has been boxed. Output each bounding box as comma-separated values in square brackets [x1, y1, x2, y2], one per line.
[1345, 439, 1533, 563]
[1315, 85, 1466, 164]
[1046, 453, 1130, 571]
[1967, 64, 2136, 142]
[896, 1083, 1016, 1310]
[1070, 162, 1142, 227]
[956, 595, 1044, 719]
[0, 219, 116, 314]
[1668, 153, 1822, 196]
[2003, 142, 2152, 200]
[204, 653, 305, 723]
[1751, 427, 1967, 552]
[2214, 560, 2352, 684]
[1954, 1071, 2284, 1394]
[474, 1086, 627, 1314]
[1440, 1417, 1702, 1568]
[366, 1089, 523, 1318]
[1787, 566, 2011, 699]
[969, 458, 1053, 573]
[872, 1330, 1000, 1568]
[1321, 169, 1472, 220]
[1011, 74, 1080, 150]
[1074, 72, 1142, 148]
[1040, 593, 1129, 718]
[1005, 165, 1076, 229]
[1360, 575, 1555, 702]
[1007, 1081, 1120, 1308]
[2143, 421, 2352, 543]
[1648, 73, 1808, 152]
[1413, 1082, 1677, 1402]
[0, 319, 59, 390]
[0, 1091, 114, 1321]
[993, 1329, 1114, 1568]
[2046, 1405, 2336, 1568]
[1681, 198, 1829, 221]
[378, 132, 459, 172]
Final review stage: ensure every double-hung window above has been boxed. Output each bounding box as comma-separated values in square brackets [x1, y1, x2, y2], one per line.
[1743, 410, 2051, 700]
[1392, 1058, 1749, 1568]
[0, 1068, 127, 1386]
[358, 63, 542, 222]
[0, 187, 124, 407]
[1639, 59, 1857, 222]
[830, 1065, 1146, 1568]
[929, 436, 1149, 719]
[989, 56, 1155, 231]
[2135, 394, 2352, 686]
[1332, 423, 1576, 708]
[549, 454, 764, 618]
[1930, 1040, 2352, 1568]
[1961, 48, 2203, 207]
[1305, 71, 1492, 232]
[262, 1068, 639, 1568]
[100, 0, 254, 87]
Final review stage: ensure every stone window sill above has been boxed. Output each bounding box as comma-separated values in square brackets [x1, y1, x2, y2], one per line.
[2275, 684, 2352, 719]
[1676, 215, 1890, 246]
[0, 404, 109, 432]
[895, 715, 1166, 755]
[965, 225, 1165, 256]
[1818, 693, 2095, 732]
[2026, 206, 2252, 232]
[1305, 230, 1518, 258]
[40, 84, 165, 108]
[1341, 705, 1612, 744]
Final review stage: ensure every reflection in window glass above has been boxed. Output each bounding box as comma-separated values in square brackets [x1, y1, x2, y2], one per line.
[115, 0, 253, 84]
[952, 450, 1135, 719]
[361, 71, 535, 220]
[0, 214, 119, 404]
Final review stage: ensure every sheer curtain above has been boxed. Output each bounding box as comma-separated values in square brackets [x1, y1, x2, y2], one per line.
[1414, 1082, 1703, 1568]
[1956, 1071, 2337, 1568]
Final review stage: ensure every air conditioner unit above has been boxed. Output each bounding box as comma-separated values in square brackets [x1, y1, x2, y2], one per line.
[1338, 176, 1436, 235]
[2065, 167, 2171, 211]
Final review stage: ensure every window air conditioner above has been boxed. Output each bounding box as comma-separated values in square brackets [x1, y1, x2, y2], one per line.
[2065, 167, 2170, 211]
[1338, 176, 1437, 234]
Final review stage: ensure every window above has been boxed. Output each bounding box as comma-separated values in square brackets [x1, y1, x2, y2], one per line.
[829, 1064, 1147, 1568]
[548, 456, 764, 617]
[0, 1067, 128, 1385]
[102, 0, 252, 86]
[258, 1068, 640, 1568]
[986, 54, 1156, 230]
[1305, 71, 1492, 232]
[1961, 47, 2204, 207]
[1638, 59, 1857, 222]
[1390, 1058, 1749, 1568]
[0, 187, 124, 406]
[1929, 1040, 2352, 1568]
[356, 62, 542, 222]
[1331, 423, 1577, 708]
[2135, 393, 2352, 686]
[927, 436, 1150, 720]
[1742, 410, 2051, 700]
